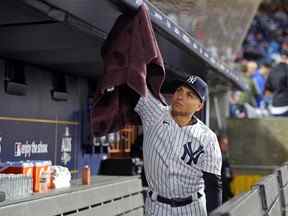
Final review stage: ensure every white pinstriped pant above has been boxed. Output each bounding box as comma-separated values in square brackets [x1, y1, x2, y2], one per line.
[144, 194, 207, 216]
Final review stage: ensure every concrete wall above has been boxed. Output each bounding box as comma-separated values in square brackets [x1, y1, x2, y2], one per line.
[227, 118, 288, 167]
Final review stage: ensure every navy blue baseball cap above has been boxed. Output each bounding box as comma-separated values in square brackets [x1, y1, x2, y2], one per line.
[171, 75, 208, 102]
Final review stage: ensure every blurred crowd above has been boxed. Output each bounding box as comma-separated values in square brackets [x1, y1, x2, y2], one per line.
[230, 2, 288, 118]
[241, 3, 288, 63]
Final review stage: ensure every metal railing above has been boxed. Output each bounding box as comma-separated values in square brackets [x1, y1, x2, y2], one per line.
[0, 175, 144, 216]
[211, 163, 288, 216]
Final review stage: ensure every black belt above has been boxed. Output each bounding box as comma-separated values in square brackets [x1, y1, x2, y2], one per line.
[148, 191, 202, 207]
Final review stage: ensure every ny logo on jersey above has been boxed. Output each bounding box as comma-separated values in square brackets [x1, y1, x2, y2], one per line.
[186, 76, 197, 85]
[181, 142, 204, 165]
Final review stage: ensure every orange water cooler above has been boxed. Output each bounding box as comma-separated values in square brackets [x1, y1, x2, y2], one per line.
[32, 160, 52, 192]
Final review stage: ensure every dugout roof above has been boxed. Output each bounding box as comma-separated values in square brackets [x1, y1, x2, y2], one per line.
[0, 0, 249, 90]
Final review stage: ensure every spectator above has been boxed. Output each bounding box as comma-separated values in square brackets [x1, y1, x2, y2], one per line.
[252, 61, 272, 107]
[238, 61, 259, 107]
[229, 91, 246, 118]
[265, 49, 288, 116]
[217, 133, 234, 202]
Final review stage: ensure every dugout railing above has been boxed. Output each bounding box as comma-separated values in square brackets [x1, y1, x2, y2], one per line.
[211, 163, 288, 216]
[0, 176, 144, 216]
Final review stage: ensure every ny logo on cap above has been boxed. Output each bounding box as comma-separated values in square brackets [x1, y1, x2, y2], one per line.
[186, 76, 197, 85]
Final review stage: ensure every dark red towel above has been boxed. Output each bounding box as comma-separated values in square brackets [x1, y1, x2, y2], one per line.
[91, 5, 166, 137]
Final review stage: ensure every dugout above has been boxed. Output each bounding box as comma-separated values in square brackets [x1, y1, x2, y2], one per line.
[0, 0, 251, 214]
[0, 0, 248, 171]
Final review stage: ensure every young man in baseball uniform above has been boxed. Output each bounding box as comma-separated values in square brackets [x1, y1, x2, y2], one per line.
[134, 75, 222, 216]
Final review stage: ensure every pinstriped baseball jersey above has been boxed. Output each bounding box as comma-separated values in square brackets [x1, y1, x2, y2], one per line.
[135, 90, 222, 216]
